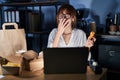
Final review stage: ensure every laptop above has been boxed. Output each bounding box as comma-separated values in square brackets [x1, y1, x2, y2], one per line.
[43, 47, 89, 74]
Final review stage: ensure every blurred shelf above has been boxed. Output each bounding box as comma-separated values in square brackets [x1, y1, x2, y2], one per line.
[0, 1, 65, 6]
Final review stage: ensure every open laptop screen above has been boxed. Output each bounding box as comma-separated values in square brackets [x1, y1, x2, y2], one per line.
[43, 47, 89, 74]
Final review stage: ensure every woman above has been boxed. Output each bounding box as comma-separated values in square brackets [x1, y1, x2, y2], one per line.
[38, 4, 96, 69]
[47, 4, 95, 48]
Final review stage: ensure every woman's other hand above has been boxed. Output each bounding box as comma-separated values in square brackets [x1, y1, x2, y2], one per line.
[85, 37, 96, 48]
[85, 32, 96, 48]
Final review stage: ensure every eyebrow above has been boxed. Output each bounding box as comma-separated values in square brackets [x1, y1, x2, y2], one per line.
[59, 13, 70, 15]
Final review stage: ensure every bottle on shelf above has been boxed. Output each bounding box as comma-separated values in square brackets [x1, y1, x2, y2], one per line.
[106, 13, 113, 33]
[109, 13, 118, 35]
[88, 19, 96, 33]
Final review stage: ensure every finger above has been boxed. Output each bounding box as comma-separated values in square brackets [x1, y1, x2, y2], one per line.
[85, 42, 93, 48]
[88, 42, 94, 47]
[89, 37, 96, 42]
[64, 22, 69, 28]
[62, 18, 67, 25]
[63, 19, 69, 27]
[91, 37, 96, 42]
[88, 39, 95, 45]
[58, 19, 66, 28]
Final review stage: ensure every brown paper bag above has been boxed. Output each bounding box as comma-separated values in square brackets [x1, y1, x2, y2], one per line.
[23, 50, 38, 60]
[0, 23, 27, 64]
[29, 58, 44, 72]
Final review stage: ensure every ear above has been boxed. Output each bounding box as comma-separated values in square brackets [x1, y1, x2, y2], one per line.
[72, 18, 74, 22]
[72, 16, 75, 21]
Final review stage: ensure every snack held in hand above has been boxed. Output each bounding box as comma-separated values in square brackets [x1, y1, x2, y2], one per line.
[88, 31, 95, 39]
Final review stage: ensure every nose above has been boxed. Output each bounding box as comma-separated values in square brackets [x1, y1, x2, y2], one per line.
[63, 15, 66, 18]
[63, 15, 67, 18]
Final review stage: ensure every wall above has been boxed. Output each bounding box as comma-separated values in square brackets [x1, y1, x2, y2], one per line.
[70, 0, 120, 32]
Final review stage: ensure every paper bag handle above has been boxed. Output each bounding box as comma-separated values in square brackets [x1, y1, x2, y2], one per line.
[2, 23, 18, 30]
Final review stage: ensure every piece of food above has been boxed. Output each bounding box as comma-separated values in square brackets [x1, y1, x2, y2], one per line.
[88, 31, 95, 39]
[2, 62, 20, 67]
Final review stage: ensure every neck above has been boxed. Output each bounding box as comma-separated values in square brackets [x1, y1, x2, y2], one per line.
[64, 27, 72, 35]
[63, 32, 72, 35]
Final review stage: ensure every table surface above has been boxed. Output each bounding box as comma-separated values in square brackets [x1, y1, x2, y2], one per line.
[0, 66, 107, 80]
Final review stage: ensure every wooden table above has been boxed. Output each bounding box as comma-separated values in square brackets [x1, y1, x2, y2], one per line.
[0, 66, 107, 80]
